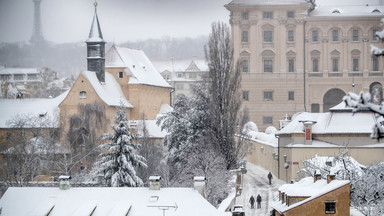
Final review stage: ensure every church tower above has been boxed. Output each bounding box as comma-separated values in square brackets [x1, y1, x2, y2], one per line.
[30, 0, 45, 44]
[86, 2, 106, 82]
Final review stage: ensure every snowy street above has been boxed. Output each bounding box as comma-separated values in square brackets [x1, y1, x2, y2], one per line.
[235, 162, 285, 216]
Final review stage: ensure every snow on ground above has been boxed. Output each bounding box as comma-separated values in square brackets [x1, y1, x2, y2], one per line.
[235, 162, 285, 216]
[236, 162, 365, 216]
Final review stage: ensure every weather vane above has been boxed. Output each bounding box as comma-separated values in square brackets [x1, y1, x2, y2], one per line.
[94, 0, 98, 8]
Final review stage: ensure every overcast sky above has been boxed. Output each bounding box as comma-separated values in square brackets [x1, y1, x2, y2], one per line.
[0, 0, 230, 44]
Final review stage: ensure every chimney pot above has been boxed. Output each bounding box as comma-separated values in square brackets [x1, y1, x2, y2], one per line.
[327, 171, 336, 184]
[149, 175, 161, 190]
[59, 175, 71, 190]
[194, 176, 206, 198]
[314, 169, 322, 182]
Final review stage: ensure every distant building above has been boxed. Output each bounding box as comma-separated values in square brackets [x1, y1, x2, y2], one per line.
[272, 173, 350, 216]
[152, 58, 209, 104]
[0, 67, 58, 98]
[0, 176, 225, 216]
[244, 102, 384, 182]
[225, 0, 384, 131]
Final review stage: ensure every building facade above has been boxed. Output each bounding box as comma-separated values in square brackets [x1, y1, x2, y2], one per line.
[272, 174, 350, 216]
[225, 0, 384, 131]
[152, 58, 209, 104]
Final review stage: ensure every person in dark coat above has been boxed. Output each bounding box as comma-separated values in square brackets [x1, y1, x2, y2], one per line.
[249, 195, 255, 209]
[256, 194, 262, 209]
[268, 172, 273, 185]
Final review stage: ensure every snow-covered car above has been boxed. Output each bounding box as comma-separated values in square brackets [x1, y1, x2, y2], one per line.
[232, 204, 245, 216]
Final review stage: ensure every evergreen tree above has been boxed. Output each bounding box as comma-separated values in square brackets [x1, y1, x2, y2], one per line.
[95, 103, 147, 187]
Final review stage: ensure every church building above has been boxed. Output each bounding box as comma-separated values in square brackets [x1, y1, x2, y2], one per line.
[59, 3, 171, 144]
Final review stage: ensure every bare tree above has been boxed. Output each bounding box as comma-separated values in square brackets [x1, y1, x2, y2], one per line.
[0, 114, 60, 186]
[205, 21, 242, 169]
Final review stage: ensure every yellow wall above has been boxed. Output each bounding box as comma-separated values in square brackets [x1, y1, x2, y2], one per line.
[246, 139, 278, 177]
[281, 184, 350, 216]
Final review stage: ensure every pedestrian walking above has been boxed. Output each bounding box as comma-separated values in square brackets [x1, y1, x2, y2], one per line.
[268, 172, 273, 185]
[256, 194, 262, 209]
[249, 195, 255, 209]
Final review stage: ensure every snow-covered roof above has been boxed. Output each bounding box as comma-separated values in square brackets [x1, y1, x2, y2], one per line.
[133, 120, 169, 138]
[0, 90, 69, 128]
[105, 46, 171, 88]
[80, 70, 133, 108]
[151, 58, 209, 73]
[272, 177, 349, 213]
[226, 0, 308, 6]
[276, 106, 377, 135]
[0, 68, 41, 75]
[0, 187, 224, 216]
[310, 4, 384, 17]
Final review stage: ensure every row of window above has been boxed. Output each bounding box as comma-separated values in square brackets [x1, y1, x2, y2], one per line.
[241, 56, 380, 73]
[241, 11, 295, 20]
[311, 29, 380, 43]
[242, 30, 294, 43]
[241, 59, 296, 73]
[162, 73, 207, 80]
[311, 57, 380, 72]
[0, 74, 40, 81]
[241, 28, 380, 44]
[242, 90, 294, 101]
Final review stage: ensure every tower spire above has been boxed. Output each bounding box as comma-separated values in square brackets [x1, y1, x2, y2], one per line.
[30, 0, 45, 44]
[86, 1, 106, 82]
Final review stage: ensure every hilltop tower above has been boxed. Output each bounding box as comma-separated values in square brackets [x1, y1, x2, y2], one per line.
[86, 2, 106, 82]
[30, 0, 45, 44]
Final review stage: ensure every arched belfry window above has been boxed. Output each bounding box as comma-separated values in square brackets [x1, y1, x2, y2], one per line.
[80, 91, 87, 99]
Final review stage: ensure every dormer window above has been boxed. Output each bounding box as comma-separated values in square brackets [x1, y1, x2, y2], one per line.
[118, 71, 123, 78]
[372, 9, 381, 13]
[332, 9, 340, 14]
[80, 91, 87, 99]
[242, 12, 249, 20]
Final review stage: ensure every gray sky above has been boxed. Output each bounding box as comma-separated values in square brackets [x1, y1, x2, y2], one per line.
[0, 0, 230, 44]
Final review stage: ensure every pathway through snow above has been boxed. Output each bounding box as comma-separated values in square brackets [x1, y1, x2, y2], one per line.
[235, 162, 285, 216]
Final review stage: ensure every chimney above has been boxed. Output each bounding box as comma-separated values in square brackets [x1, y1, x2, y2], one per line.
[314, 169, 322, 182]
[193, 176, 206, 198]
[59, 175, 71, 190]
[303, 121, 314, 145]
[149, 176, 161, 190]
[327, 171, 336, 184]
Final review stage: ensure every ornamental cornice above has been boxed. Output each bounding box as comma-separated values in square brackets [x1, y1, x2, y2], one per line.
[249, 18, 258, 25]
[278, 18, 287, 25]
[295, 18, 305, 24]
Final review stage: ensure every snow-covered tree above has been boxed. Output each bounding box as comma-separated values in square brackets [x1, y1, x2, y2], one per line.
[370, 18, 384, 56]
[94, 103, 147, 187]
[205, 21, 243, 170]
[179, 143, 232, 207]
[344, 92, 384, 139]
[136, 116, 168, 187]
[298, 156, 384, 216]
[351, 163, 384, 216]
[157, 89, 211, 184]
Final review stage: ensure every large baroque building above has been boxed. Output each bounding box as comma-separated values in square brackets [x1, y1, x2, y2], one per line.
[225, 0, 384, 131]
